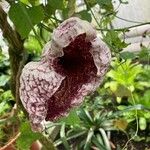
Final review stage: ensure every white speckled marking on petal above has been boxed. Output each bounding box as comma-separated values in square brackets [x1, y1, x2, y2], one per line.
[19, 61, 65, 131]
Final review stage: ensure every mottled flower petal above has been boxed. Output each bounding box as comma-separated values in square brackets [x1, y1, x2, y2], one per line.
[19, 61, 65, 131]
[90, 37, 111, 77]
[49, 17, 96, 58]
[20, 17, 111, 132]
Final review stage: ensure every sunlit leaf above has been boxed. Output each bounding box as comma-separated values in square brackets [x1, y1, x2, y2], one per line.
[59, 109, 80, 126]
[67, 0, 76, 17]
[114, 84, 131, 97]
[77, 10, 92, 22]
[24, 35, 42, 54]
[9, 3, 44, 38]
[60, 123, 70, 150]
[16, 122, 41, 150]
[0, 101, 9, 114]
[0, 75, 10, 86]
[139, 117, 146, 130]
[113, 119, 128, 131]
[0, 90, 13, 102]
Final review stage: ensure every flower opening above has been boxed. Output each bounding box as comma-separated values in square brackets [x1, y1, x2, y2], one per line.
[19, 17, 111, 132]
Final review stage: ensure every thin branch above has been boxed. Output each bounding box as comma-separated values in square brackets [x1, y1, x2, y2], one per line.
[84, 0, 101, 28]
[0, 5, 24, 96]
[97, 22, 150, 31]
[115, 15, 144, 24]
[0, 6, 26, 113]
[0, 132, 21, 150]
[0, 6, 24, 53]
[39, 23, 53, 32]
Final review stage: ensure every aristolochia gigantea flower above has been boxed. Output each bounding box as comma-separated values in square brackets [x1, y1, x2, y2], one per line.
[19, 17, 111, 132]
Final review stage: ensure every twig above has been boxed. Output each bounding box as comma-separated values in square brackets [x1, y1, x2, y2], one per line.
[122, 92, 139, 150]
[0, 132, 21, 150]
[115, 15, 143, 24]
[84, 0, 101, 28]
[97, 22, 150, 31]
[39, 23, 53, 32]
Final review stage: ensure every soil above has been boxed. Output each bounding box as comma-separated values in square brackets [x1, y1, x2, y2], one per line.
[111, 131, 150, 150]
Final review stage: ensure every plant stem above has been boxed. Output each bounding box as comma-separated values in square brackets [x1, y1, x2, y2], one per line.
[115, 15, 143, 24]
[0, 132, 21, 150]
[0, 6, 24, 97]
[122, 92, 139, 150]
[84, 0, 101, 28]
[97, 22, 150, 31]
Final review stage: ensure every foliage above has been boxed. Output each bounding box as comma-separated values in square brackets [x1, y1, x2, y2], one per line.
[105, 57, 150, 132]
[16, 122, 41, 150]
[0, 0, 150, 149]
[53, 107, 114, 150]
[105, 59, 143, 97]
[104, 30, 129, 53]
[9, 2, 44, 39]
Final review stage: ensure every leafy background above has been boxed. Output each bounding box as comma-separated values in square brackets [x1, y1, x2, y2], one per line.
[0, 0, 150, 149]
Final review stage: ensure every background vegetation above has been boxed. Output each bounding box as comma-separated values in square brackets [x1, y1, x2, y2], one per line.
[0, 0, 150, 149]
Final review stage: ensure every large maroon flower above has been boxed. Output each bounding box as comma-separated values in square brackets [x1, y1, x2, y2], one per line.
[19, 17, 111, 131]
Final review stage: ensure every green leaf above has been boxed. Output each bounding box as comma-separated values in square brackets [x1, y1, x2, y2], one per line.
[28, 0, 40, 5]
[20, 0, 30, 5]
[0, 101, 9, 114]
[16, 122, 41, 150]
[138, 46, 150, 61]
[107, 59, 143, 87]
[24, 35, 42, 54]
[84, 128, 94, 150]
[60, 123, 70, 150]
[84, 0, 97, 8]
[20, 0, 40, 6]
[92, 134, 107, 150]
[0, 90, 13, 102]
[114, 84, 131, 97]
[9, 3, 44, 38]
[78, 108, 93, 126]
[139, 117, 147, 130]
[134, 90, 150, 108]
[96, 0, 113, 12]
[120, 52, 136, 60]
[115, 104, 150, 118]
[46, 0, 64, 16]
[67, 0, 76, 17]
[99, 128, 111, 150]
[113, 119, 128, 131]
[59, 109, 80, 126]
[0, 75, 10, 86]
[104, 30, 129, 52]
[54, 130, 86, 146]
[77, 10, 92, 22]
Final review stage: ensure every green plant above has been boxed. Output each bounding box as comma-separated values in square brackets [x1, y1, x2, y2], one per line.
[0, 0, 150, 149]
[105, 59, 143, 100]
[104, 58, 150, 138]
[53, 107, 114, 150]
